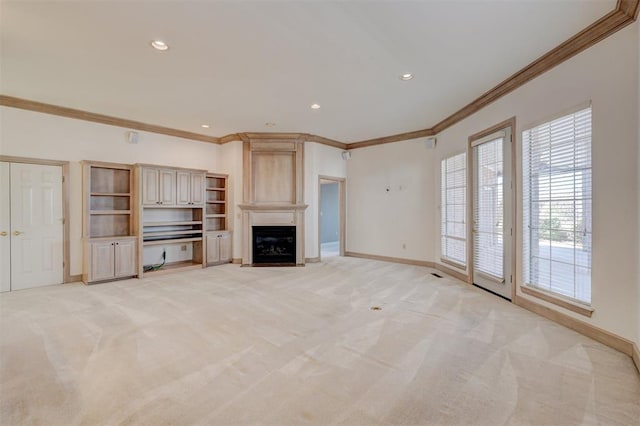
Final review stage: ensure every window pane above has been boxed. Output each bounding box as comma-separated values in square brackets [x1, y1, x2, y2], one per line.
[522, 106, 592, 304]
[441, 152, 467, 266]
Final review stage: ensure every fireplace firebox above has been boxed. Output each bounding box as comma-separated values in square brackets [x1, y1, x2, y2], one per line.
[252, 226, 296, 265]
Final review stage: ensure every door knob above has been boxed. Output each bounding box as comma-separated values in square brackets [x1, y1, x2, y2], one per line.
[13, 231, 23, 236]
[0, 231, 7, 237]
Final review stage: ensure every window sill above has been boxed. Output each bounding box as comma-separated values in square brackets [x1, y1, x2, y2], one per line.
[440, 257, 466, 270]
[520, 285, 594, 318]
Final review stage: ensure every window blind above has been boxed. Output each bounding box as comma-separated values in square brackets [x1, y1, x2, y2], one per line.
[473, 136, 504, 280]
[522, 106, 592, 304]
[441, 152, 466, 266]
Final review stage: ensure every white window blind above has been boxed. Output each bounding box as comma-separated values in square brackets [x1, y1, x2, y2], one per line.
[473, 136, 504, 280]
[441, 152, 466, 266]
[522, 106, 592, 304]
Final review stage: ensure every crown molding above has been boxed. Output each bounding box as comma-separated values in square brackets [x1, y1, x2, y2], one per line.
[347, 128, 435, 150]
[1, 0, 637, 151]
[347, 0, 638, 149]
[218, 132, 347, 149]
[618, 0, 640, 19]
[0, 95, 221, 144]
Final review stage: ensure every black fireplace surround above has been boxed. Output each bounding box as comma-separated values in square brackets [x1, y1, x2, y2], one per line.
[252, 226, 296, 265]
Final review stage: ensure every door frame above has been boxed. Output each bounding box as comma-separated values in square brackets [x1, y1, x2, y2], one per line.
[467, 117, 517, 303]
[317, 175, 346, 260]
[0, 155, 72, 284]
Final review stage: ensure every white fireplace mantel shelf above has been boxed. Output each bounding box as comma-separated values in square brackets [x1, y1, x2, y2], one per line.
[238, 204, 308, 211]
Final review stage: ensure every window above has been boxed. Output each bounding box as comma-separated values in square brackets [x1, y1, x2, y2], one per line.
[441, 152, 467, 266]
[522, 106, 592, 304]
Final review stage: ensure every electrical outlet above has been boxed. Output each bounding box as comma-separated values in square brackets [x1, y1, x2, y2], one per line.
[181, 245, 187, 251]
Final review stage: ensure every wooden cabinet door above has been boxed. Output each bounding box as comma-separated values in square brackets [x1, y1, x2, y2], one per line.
[219, 232, 231, 263]
[141, 167, 160, 206]
[159, 169, 176, 205]
[206, 233, 220, 264]
[190, 173, 205, 206]
[90, 241, 115, 281]
[114, 239, 136, 278]
[176, 171, 191, 205]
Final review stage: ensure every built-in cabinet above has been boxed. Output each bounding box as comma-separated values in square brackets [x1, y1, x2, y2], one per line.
[82, 161, 137, 284]
[87, 237, 137, 282]
[141, 167, 176, 206]
[206, 232, 231, 265]
[136, 164, 209, 277]
[177, 171, 205, 206]
[82, 162, 230, 283]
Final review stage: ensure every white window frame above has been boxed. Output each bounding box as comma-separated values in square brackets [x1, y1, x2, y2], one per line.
[440, 152, 467, 268]
[522, 104, 592, 305]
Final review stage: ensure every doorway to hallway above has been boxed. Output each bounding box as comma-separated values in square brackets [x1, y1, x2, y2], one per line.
[318, 176, 345, 259]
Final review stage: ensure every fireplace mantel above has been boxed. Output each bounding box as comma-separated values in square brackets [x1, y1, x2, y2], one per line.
[238, 204, 308, 211]
[239, 203, 308, 266]
[240, 136, 306, 266]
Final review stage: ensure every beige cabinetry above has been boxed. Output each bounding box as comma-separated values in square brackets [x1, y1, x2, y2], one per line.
[87, 237, 137, 282]
[177, 171, 205, 206]
[82, 161, 137, 284]
[136, 164, 208, 277]
[206, 231, 231, 265]
[142, 167, 176, 206]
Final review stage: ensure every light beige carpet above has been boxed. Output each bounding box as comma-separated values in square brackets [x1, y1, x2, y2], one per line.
[1, 256, 639, 425]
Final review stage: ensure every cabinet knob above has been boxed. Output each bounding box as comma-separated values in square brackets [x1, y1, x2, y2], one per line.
[116, 242, 119, 245]
[0, 231, 7, 237]
[13, 231, 23, 236]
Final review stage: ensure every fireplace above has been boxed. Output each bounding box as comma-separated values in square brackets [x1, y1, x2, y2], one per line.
[252, 226, 296, 265]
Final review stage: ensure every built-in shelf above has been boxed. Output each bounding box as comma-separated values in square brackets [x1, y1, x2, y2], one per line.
[143, 230, 203, 238]
[206, 201, 226, 204]
[206, 188, 225, 191]
[143, 221, 202, 227]
[142, 260, 203, 276]
[90, 192, 131, 197]
[143, 237, 203, 246]
[206, 214, 226, 218]
[90, 210, 132, 215]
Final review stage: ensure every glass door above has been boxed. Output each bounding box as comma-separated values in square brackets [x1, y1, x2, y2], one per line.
[472, 128, 513, 300]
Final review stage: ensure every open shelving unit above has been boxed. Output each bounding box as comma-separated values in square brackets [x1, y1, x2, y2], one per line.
[205, 174, 228, 232]
[82, 161, 137, 284]
[205, 173, 232, 265]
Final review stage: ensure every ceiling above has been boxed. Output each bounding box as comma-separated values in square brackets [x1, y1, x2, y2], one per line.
[0, 0, 616, 143]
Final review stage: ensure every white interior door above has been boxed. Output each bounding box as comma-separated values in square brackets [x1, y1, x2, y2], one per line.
[10, 163, 63, 290]
[0, 163, 10, 292]
[472, 129, 513, 300]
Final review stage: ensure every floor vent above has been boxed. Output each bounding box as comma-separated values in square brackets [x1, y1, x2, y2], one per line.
[431, 273, 443, 278]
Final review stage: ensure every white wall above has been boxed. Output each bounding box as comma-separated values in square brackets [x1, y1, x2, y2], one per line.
[432, 23, 638, 341]
[0, 107, 220, 276]
[346, 139, 437, 262]
[218, 141, 244, 260]
[304, 142, 347, 259]
[346, 23, 639, 343]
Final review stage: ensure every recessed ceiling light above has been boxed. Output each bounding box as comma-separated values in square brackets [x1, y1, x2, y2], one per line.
[400, 73, 414, 81]
[310, 103, 321, 110]
[201, 124, 210, 129]
[265, 122, 276, 127]
[150, 40, 169, 51]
